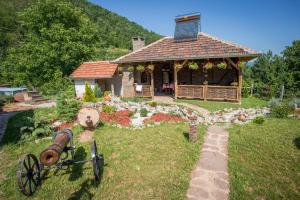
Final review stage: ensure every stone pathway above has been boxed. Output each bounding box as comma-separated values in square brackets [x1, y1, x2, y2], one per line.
[186, 125, 230, 200]
[0, 112, 18, 142]
[153, 96, 210, 118]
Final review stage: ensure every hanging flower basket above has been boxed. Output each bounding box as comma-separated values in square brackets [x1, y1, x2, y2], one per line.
[118, 66, 124, 72]
[174, 63, 183, 71]
[204, 62, 213, 70]
[188, 62, 199, 70]
[127, 66, 134, 71]
[136, 65, 145, 72]
[217, 61, 227, 69]
[147, 64, 154, 71]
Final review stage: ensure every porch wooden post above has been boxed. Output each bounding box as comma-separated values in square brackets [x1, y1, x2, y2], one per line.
[174, 63, 178, 99]
[150, 70, 154, 99]
[238, 67, 242, 104]
[110, 79, 115, 96]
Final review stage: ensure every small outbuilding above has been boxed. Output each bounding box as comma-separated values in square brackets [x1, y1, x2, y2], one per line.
[70, 61, 121, 98]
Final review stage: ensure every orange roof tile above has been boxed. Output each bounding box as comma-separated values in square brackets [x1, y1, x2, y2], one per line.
[70, 61, 117, 79]
[113, 32, 260, 63]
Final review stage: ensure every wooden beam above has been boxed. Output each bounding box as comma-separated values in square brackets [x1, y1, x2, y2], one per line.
[226, 58, 238, 70]
[150, 70, 154, 99]
[238, 68, 242, 104]
[110, 79, 115, 96]
[174, 61, 178, 99]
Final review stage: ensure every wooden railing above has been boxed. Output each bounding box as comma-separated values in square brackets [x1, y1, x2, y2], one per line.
[134, 84, 151, 97]
[206, 86, 238, 101]
[178, 85, 204, 99]
[178, 85, 239, 102]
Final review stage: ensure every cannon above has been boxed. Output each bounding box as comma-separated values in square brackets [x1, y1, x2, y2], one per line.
[17, 129, 104, 196]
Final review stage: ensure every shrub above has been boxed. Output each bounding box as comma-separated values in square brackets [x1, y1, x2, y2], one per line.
[288, 98, 300, 109]
[56, 91, 80, 122]
[270, 103, 291, 118]
[253, 116, 265, 124]
[94, 85, 103, 98]
[102, 104, 116, 114]
[242, 81, 250, 98]
[20, 111, 54, 141]
[140, 108, 149, 117]
[83, 81, 96, 102]
[149, 101, 157, 107]
[268, 98, 280, 107]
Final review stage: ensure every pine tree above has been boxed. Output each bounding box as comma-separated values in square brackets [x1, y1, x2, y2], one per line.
[83, 81, 96, 102]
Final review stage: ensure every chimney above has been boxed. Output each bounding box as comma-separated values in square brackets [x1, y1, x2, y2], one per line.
[174, 13, 200, 41]
[132, 36, 145, 51]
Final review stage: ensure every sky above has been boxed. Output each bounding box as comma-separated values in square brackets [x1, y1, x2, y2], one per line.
[90, 0, 300, 55]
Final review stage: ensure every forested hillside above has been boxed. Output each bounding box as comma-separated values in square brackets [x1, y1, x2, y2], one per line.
[0, 0, 161, 93]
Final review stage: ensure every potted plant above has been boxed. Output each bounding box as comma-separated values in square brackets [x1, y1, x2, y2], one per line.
[136, 65, 145, 72]
[128, 65, 134, 71]
[217, 61, 227, 69]
[174, 62, 184, 71]
[204, 62, 213, 70]
[188, 62, 199, 70]
[147, 64, 154, 71]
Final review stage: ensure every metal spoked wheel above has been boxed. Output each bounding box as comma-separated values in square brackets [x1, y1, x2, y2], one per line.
[91, 140, 103, 181]
[17, 154, 41, 196]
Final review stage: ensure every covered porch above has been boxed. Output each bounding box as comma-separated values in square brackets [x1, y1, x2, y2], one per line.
[132, 58, 242, 102]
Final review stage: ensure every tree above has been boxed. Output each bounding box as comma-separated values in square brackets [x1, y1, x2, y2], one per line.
[83, 81, 96, 102]
[283, 40, 300, 93]
[1, 0, 98, 93]
[250, 50, 294, 97]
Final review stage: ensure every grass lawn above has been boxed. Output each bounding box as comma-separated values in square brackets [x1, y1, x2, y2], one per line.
[0, 110, 206, 200]
[228, 118, 300, 200]
[176, 97, 268, 112]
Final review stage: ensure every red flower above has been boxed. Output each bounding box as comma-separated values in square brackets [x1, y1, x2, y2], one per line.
[143, 113, 184, 124]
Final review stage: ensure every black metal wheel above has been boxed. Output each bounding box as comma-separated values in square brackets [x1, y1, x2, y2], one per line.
[91, 140, 103, 181]
[17, 154, 41, 196]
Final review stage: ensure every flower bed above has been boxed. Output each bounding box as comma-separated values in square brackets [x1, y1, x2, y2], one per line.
[143, 113, 185, 124]
[100, 109, 131, 126]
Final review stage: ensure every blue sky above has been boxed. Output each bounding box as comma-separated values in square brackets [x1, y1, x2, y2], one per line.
[90, 0, 300, 55]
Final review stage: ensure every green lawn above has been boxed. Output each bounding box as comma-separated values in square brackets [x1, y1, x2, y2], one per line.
[176, 97, 268, 112]
[0, 110, 205, 200]
[228, 118, 300, 200]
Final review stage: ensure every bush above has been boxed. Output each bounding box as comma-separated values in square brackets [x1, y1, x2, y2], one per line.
[268, 98, 280, 107]
[102, 104, 116, 114]
[270, 103, 291, 118]
[242, 81, 250, 98]
[20, 117, 53, 141]
[94, 85, 103, 98]
[83, 81, 96, 102]
[149, 101, 157, 107]
[288, 98, 300, 108]
[253, 116, 265, 124]
[56, 91, 80, 122]
[140, 108, 149, 117]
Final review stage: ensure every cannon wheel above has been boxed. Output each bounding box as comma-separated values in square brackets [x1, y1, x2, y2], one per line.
[17, 154, 41, 196]
[91, 140, 103, 181]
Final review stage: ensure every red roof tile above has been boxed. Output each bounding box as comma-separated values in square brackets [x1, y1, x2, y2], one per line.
[70, 61, 117, 78]
[113, 32, 260, 63]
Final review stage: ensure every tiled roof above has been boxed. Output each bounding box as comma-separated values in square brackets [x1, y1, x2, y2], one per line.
[70, 61, 117, 79]
[113, 32, 260, 63]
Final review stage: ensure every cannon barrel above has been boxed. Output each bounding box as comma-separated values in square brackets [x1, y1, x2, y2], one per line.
[39, 129, 72, 166]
